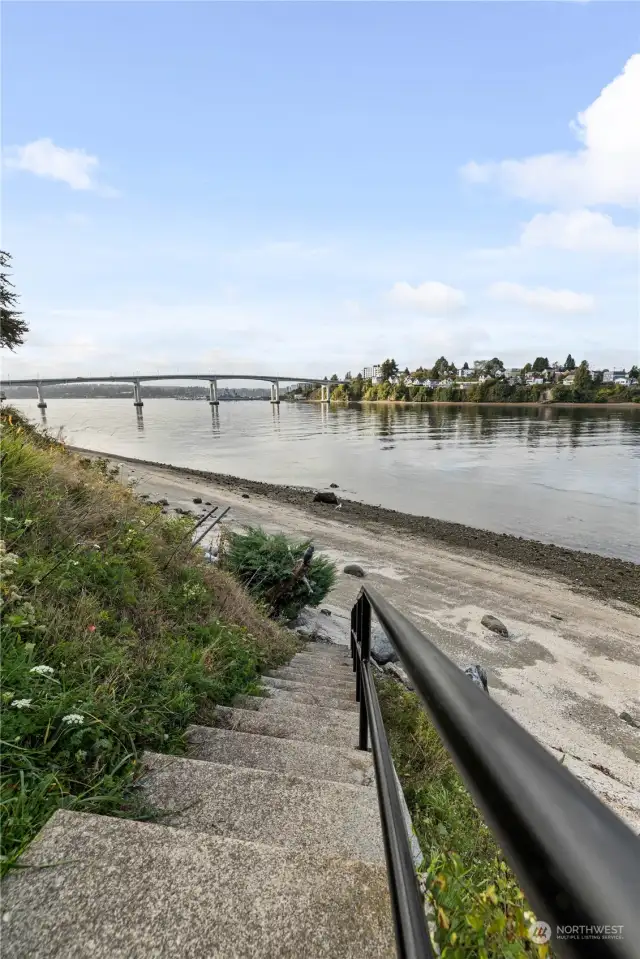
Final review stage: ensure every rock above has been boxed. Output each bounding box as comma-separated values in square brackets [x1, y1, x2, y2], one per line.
[343, 564, 366, 578]
[481, 614, 509, 637]
[551, 613, 563, 621]
[464, 665, 489, 694]
[193, 497, 202, 504]
[383, 661, 413, 690]
[242, 493, 250, 499]
[329, 483, 339, 489]
[205, 501, 212, 506]
[320, 609, 332, 616]
[370, 626, 398, 665]
[156, 498, 169, 507]
[620, 711, 640, 729]
[313, 491, 339, 505]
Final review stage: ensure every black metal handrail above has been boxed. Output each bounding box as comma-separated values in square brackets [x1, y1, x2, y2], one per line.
[350, 586, 640, 959]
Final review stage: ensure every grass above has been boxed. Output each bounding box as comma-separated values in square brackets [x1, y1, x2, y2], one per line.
[377, 677, 552, 958]
[0, 408, 298, 873]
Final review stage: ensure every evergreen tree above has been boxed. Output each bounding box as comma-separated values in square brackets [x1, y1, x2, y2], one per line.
[0, 251, 28, 350]
[564, 354, 576, 370]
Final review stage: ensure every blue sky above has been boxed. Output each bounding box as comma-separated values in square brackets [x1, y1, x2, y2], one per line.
[2, 1, 638, 380]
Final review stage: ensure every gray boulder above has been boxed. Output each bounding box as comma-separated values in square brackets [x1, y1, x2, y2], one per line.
[193, 497, 202, 504]
[464, 664, 489, 694]
[343, 563, 366, 578]
[481, 614, 509, 637]
[313, 491, 339, 505]
[329, 483, 339, 488]
[620, 711, 639, 729]
[370, 625, 398, 665]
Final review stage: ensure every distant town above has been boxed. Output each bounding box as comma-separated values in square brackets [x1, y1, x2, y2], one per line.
[300, 356, 639, 405]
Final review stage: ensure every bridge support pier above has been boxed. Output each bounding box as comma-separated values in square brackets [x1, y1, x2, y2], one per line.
[320, 384, 331, 403]
[208, 379, 219, 406]
[133, 380, 143, 408]
[270, 381, 280, 405]
[36, 383, 47, 409]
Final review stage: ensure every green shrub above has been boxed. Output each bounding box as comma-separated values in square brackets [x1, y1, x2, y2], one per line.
[221, 526, 336, 620]
[0, 410, 297, 872]
[377, 677, 551, 957]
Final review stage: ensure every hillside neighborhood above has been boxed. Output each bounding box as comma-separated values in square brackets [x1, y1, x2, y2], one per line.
[357, 358, 638, 390]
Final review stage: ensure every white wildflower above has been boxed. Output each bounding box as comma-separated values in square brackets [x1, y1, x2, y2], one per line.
[61, 713, 84, 726]
[93, 544, 101, 550]
[3, 517, 14, 523]
[11, 699, 32, 709]
[70, 560, 80, 567]
[29, 665, 55, 677]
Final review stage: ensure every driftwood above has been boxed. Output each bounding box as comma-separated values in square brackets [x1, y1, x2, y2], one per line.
[265, 545, 315, 613]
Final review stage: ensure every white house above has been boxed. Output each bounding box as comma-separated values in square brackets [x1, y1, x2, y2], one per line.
[457, 367, 474, 378]
[602, 369, 627, 383]
[525, 374, 544, 385]
[563, 373, 576, 386]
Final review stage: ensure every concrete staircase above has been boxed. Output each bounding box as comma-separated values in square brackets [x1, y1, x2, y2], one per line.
[2, 643, 396, 958]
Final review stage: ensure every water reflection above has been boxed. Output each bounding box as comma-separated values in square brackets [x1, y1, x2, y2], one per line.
[210, 406, 220, 435]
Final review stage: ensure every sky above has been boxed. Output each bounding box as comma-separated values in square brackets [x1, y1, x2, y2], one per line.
[1, 1, 639, 382]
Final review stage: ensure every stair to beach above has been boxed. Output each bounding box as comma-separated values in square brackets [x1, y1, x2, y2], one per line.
[2, 642, 396, 958]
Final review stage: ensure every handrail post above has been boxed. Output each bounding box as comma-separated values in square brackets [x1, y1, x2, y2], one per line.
[355, 595, 362, 701]
[358, 592, 371, 750]
[350, 604, 356, 664]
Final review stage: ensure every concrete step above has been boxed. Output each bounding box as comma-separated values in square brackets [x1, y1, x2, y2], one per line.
[233, 695, 359, 726]
[214, 705, 359, 748]
[257, 685, 357, 712]
[2, 810, 395, 958]
[140, 752, 385, 863]
[291, 652, 352, 671]
[263, 675, 356, 700]
[268, 666, 355, 688]
[298, 645, 350, 661]
[186, 725, 374, 786]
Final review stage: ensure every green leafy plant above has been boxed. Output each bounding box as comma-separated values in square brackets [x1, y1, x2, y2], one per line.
[221, 526, 336, 620]
[0, 408, 297, 872]
[377, 677, 552, 957]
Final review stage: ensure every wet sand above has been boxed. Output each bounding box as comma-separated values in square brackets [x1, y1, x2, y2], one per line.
[74, 446, 640, 830]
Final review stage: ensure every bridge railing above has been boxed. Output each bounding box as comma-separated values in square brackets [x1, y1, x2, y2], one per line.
[350, 585, 639, 959]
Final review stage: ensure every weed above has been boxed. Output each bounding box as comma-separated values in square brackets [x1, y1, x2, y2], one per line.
[0, 408, 297, 872]
[377, 676, 551, 958]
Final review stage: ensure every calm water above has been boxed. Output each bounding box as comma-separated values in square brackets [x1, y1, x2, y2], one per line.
[13, 399, 640, 562]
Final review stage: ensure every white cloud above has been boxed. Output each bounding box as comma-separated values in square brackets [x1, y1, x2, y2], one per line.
[389, 281, 466, 314]
[520, 210, 638, 254]
[5, 138, 99, 190]
[461, 54, 640, 208]
[488, 281, 595, 313]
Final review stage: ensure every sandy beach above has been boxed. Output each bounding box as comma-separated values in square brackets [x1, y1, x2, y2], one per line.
[76, 447, 640, 830]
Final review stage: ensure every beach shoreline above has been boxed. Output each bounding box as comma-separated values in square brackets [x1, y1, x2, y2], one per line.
[70, 445, 640, 608]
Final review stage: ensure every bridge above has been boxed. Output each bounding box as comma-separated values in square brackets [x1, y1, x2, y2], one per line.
[0, 374, 347, 408]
